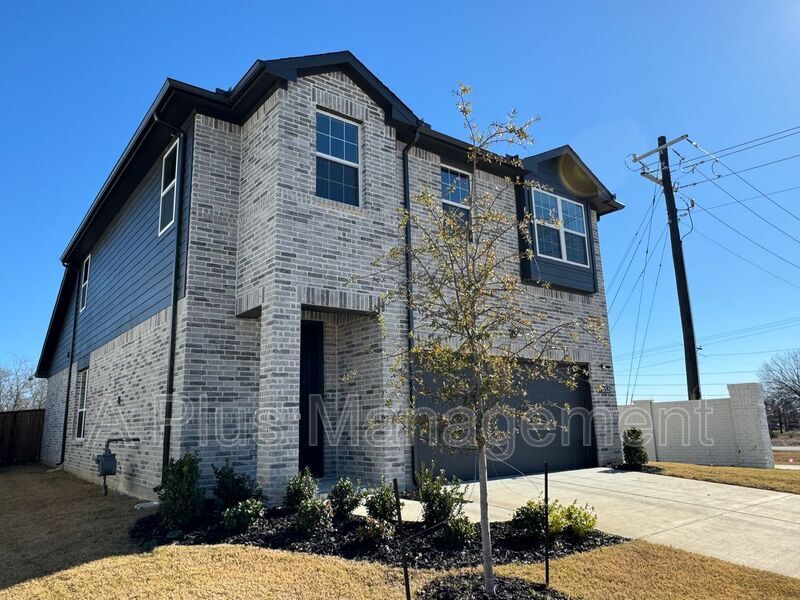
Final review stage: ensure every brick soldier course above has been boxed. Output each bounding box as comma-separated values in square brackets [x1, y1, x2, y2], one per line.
[37, 52, 624, 500]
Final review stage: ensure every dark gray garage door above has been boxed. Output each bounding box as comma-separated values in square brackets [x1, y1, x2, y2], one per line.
[413, 374, 597, 482]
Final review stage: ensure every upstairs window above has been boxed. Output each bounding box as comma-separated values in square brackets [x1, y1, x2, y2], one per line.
[75, 369, 88, 439]
[159, 140, 179, 235]
[79, 254, 91, 312]
[440, 166, 471, 224]
[315, 112, 359, 206]
[532, 190, 589, 267]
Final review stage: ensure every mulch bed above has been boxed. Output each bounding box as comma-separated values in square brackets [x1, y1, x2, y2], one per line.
[418, 575, 569, 599]
[614, 463, 664, 475]
[130, 508, 627, 571]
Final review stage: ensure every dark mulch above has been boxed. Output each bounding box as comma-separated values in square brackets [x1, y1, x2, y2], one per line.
[130, 509, 626, 571]
[418, 574, 569, 599]
[614, 463, 664, 475]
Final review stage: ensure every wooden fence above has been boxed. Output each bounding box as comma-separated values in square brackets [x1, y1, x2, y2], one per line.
[0, 409, 45, 466]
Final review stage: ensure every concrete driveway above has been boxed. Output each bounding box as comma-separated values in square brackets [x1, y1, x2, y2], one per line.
[453, 467, 800, 578]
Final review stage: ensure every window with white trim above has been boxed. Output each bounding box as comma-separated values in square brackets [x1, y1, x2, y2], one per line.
[532, 190, 589, 267]
[440, 166, 471, 224]
[159, 140, 179, 234]
[315, 112, 359, 206]
[79, 254, 91, 312]
[75, 369, 88, 439]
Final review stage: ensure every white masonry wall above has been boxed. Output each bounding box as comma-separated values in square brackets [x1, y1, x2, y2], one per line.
[617, 383, 774, 468]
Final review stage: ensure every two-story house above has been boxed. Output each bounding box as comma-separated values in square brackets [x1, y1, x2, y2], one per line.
[36, 51, 624, 500]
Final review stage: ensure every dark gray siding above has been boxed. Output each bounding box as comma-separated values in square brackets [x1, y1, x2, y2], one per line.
[47, 282, 77, 375]
[53, 119, 195, 371]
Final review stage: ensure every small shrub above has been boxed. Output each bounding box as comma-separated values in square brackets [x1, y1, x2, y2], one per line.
[563, 502, 597, 538]
[328, 477, 363, 521]
[623, 427, 649, 468]
[365, 478, 399, 522]
[510, 499, 566, 539]
[356, 515, 395, 547]
[417, 464, 468, 527]
[284, 467, 318, 511]
[158, 452, 205, 530]
[212, 459, 262, 509]
[222, 498, 264, 532]
[296, 496, 333, 533]
[436, 514, 476, 547]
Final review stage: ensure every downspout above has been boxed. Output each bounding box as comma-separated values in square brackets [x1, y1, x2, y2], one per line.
[57, 262, 81, 466]
[153, 111, 187, 483]
[401, 124, 421, 485]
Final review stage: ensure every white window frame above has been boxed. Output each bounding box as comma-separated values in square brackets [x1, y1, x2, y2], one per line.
[75, 369, 88, 440]
[532, 190, 590, 268]
[314, 109, 361, 206]
[158, 139, 180, 235]
[440, 165, 472, 212]
[79, 254, 91, 312]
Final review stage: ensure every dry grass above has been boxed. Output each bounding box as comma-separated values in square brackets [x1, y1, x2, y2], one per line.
[497, 540, 800, 600]
[650, 461, 800, 495]
[774, 450, 800, 465]
[2, 545, 426, 600]
[0, 464, 146, 589]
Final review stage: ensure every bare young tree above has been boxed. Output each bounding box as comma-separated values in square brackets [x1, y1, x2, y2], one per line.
[759, 349, 800, 432]
[0, 358, 46, 412]
[368, 84, 605, 596]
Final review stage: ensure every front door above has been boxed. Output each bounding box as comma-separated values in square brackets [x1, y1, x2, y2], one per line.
[299, 320, 325, 476]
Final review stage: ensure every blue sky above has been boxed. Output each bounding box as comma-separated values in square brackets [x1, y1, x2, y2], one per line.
[1, 1, 798, 401]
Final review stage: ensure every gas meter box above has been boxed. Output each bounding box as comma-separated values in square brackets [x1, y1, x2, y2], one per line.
[96, 450, 117, 477]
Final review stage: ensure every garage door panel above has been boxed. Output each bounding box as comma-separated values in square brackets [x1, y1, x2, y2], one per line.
[414, 372, 596, 482]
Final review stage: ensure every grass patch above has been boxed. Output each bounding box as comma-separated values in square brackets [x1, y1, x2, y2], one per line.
[497, 540, 800, 600]
[0, 464, 146, 589]
[648, 461, 800, 495]
[774, 450, 800, 465]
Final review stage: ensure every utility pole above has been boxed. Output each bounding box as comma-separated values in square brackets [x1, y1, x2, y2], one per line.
[632, 135, 702, 400]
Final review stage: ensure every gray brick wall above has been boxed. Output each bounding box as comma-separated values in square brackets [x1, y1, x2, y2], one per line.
[41, 366, 69, 466]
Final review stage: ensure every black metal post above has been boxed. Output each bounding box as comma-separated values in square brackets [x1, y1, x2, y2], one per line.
[544, 461, 550, 587]
[393, 478, 411, 600]
[658, 136, 702, 400]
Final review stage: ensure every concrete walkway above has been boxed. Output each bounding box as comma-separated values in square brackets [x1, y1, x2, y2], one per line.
[406, 467, 800, 578]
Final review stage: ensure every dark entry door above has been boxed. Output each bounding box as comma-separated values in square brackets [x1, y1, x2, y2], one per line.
[299, 320, 325, 476]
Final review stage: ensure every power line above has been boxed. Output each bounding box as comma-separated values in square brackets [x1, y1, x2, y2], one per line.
[626, 234, 668, 404]
[673, 149, 800, 245]
[692, 229, 800, 290]
[641, 124, 800, 172]
[614, 348, 796, 375]
[621, 370, 757, 376]
[686, 194, 800, 271]
[677, 152, 800, 189]
[609, 225, 669, 328]
[698, 185, 800, 212]
[614, 316, 800, 361]
[687, 139, 800, 223]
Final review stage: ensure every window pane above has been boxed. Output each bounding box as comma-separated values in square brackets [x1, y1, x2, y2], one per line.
[443, 202, 470, 226]
[316, 177, 329, 199]
[562, 201, 586, 233]
[345, 123, 358, 144]
[536, 224, 561, 258]
[330, 137, 344, 159]
[565, 232, 588, 264]
[316, 131, 330, 155]
[160, 187, 176, 231]
[76, 412, 85, 438]
[317, 113, 330, 135]
[330, 117, 344, 140]
[344, 142, 358, 164]
[534, 191, 559, 223]
[343, 184, 358, 206]
[162, 146, 177, 191]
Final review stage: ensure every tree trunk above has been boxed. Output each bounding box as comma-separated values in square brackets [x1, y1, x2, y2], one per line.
[477, 441, 495, 596]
